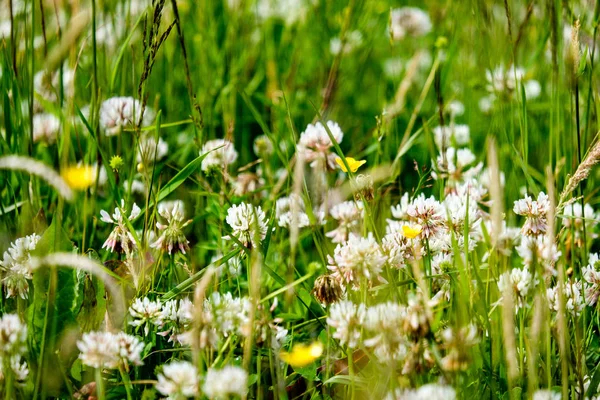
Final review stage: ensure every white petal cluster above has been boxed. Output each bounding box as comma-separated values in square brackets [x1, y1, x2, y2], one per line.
[32, 113, 61, 144]
[297, 121, 344, 169]
[0, 314, 29, 386]
[513, 192, 550, 236]
[99, 96, 154, 136]
[203, 365, 248, 399]
[276, 193, 311, 229]
[77, 331, 143, 369]
[497, 267, 534, 309]
[0, 233, 41, 299]
[327, 300, 366, 348]
[151, 200, 191, 254]
[583, 253, 600, 306]
[137, 136, 169, 163]
[386, 383, 456, 400]
[433, 125, 470, 149]
[99, 200, 141, 254]
[156, 360, 199, 399]
[390, 7, 432, 41]
[326, 200, 364, 243]
[204, 292, 251, 337]
[129, 297, 163, 336]
[406, 194, 446, 238]
[224, 202, 269, 248]
[200, 139, 238, 172]
[546, 280, 585, 317]
[327, 233, 387, 284]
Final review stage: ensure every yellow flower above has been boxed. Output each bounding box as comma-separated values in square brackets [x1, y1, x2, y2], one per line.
[402, 224, 422, 239]
[61, 165, 95, 190]
[279, 341, 324, 367]
[335, 157, 366, 173]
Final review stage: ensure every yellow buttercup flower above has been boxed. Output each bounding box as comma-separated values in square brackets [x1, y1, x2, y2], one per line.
[61, 165, 95, 190]
[402, 224, 423, 239]
[279, 341, 324, 367]
[335, 156, 366, 173]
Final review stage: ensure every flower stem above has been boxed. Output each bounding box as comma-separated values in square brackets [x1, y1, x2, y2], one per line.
[95, 368, 105, 400]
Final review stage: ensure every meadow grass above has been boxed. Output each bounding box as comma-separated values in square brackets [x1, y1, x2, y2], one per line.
[1, 0, 600, 399]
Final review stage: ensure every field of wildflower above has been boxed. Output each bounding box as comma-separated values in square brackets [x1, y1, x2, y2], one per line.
[3, 0, 600, 398]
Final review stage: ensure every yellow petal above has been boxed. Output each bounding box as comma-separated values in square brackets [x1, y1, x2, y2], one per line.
[61, 166, 95, 190]
[335, 157, 366, 173]
[402, 224, 423, 239]
[279, 341, 324, 367]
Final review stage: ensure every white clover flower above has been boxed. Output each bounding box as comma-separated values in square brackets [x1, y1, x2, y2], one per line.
[0, 314, 27, 355]
[433, 125, 470, 149]
[33, 68, 75, 106]
[386, 383, 456, 400]
[329, 30, 363, 55]
[253, 134, 273, 156]
[99, 96, 154, 136]
[583, 253, 600, 306]
[203, 365, 248, 399]
[443, 193, 482, 238]
[547, 280, 585, 317]
[440, 323, 479, 371]
[136, 136, 169, 164]
[381, 229, 422, 269]
[486, 65, 525, 93]
[327, 300, 366, 348]
[200, 139, 238, 172]
[0, 233, 41, 299]
[224, 202, 269, 248]
[157, 298, 194, 343]
[77, 331, 143, 369]
[0, 355, 30, 385]
[363, 302, 408, 362]
[513, 192, 550, 236]
[390, 7, 432, 41]
[129, 297, 163, 336]
[275, 194, 311, 229]
[532, 390, 561, 400]
[77, 331, 120, 368]
[390, 193, 411, 221]
[99, 200, 141, 254]
[156, 361, 199, 399]
[516, 235, 561, 276]
[326, 201, 364, 243]
[204, 292, 251, 337]
[297, 121, 344, 169]
[327, 233, 386, 284]
[447, 100, 465, 117]
[497, 267, 534, 309]
[562, 202, 597, 235]
[124, 178, 147, 195]
[151, 200, 191, 254]
[114, 332, 144, 367]
[406, 194, 446, 238]
[434, 147, 483, 184]
[255, 0, 309, 25]
[32, 113, 61, 144]
[524, 80, 542, 99]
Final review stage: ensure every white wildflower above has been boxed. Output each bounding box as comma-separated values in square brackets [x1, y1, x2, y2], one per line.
[151, 200, 191, 254]
[0, 233, 41, 299]
[327, 300, 366, 348]
[433, 125, 470, 149]
[0, 314, 27, 355]
[129, 297, 163, 336]
[547, 280, 585, 317]
[275, 194, 311, 229]
[326, 201, 364, 243]
[156, 361, 199, 399]
[136, 136, 169, 163]
[406, 194, 445, 238]
[99, 96, 154, 136]
[200, 139, 238, 172]
[327, 233, 387, 284]
[203, 366, 248, 399]
[497, 267, 534, 309]
[99, 200, 141, 254]
[513, 192, 550, 236]
[297, 121, 344, 169]
[224, 202, 269, 248]
[32, 113, 61, 144]
[390, 7, 432, 41]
